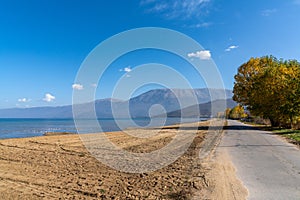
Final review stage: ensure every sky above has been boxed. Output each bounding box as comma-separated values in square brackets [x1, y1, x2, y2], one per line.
[0, 0, 300, 108]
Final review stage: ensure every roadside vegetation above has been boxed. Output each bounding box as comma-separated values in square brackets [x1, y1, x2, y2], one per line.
[224, 106, 300, 145]
[232, 55, 300, 129]
[225, 105, 247, 120]
[262, 127, 300, 145]
[227, 55, 300, 145]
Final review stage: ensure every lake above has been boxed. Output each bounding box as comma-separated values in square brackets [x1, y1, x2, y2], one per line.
[0, 118, 206, 139]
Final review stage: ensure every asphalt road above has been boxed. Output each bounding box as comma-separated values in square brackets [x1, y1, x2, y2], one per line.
[218, 120, 300, 200]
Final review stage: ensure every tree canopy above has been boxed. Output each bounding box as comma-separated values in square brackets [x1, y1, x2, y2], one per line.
[226, 105, 247, 120]
[233, 56, 300, 128]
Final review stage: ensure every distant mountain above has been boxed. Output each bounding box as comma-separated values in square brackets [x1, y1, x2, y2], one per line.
[0, 88, 233, 118]
[127, 88, 232, 117]
[165, 99, 237, 118]
[0, 106, 73, 118]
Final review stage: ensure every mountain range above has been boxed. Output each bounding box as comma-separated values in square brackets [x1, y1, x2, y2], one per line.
[165, 99, 237, 118]
[0, 88, 235, 118]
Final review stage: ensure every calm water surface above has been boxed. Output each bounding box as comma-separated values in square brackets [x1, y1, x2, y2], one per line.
[0, 118, 205, 139]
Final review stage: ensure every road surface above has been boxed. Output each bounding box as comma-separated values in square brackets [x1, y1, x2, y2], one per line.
[218, 120, 300, 200]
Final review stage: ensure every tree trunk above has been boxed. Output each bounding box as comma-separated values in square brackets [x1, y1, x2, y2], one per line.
[290, 115, 294, 130]
[269, 117, 280, 127]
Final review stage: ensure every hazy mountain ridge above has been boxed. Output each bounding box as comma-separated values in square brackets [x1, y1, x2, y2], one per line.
[166, 99, 237, 118]
[0, 88, 233, 118]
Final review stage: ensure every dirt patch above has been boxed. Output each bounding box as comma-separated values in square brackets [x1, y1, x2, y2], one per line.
[0, 121, 211, 199]
[200, 150, 249, 200]
[43, 132, 75, 136]
[0, 120, 247, 199]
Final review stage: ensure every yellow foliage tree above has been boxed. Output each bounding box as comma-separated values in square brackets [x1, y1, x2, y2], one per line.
[228, 105, 247, 119]
[233, 56, 300, 128]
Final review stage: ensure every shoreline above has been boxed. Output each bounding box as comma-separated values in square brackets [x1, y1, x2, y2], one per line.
[0, 117, 208, 140]
[0, 120, 209, 199]
[0, 119, 246, 199]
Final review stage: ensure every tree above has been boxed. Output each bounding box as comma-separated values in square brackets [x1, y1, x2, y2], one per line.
[233, 56, 300, 128]
[276, 60, 300, 128]
[228, 105, 247, 119]
[225, 108, 231, 119]
[233, 56, 279, 124]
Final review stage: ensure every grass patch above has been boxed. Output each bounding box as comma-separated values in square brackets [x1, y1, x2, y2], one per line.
[262, 127, 300, 144]
[285, 133, 300, 142]
[241, 120, 300, 144]
[273, 129, 300, 142]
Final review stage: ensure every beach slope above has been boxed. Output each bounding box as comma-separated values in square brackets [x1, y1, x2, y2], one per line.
[0, 120, 247, 199]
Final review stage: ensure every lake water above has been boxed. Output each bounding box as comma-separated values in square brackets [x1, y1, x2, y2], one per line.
[0, 118, 205, 139]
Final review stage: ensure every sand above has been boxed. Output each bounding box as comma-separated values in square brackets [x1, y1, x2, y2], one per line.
[0, 120, 247, 199]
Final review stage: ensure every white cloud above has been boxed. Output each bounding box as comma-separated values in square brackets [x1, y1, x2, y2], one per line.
[91, 83, 97, 88]
[43, 93, 55, 102]
[225, 45, 239, 52]
[119, 66, 132, 78]
[152, 3, 168, 12]
[18, 98, 31, 103]
[192, 22, 212, 28]
[120, 66, 132, 73]
[261, 9, 277, 17]
[140, 0, 156, 5]
[72, 83, 84, 90]
[124, 67, 132, 72]
[187, 50, 211, 60]
[141, 0, 211, 19]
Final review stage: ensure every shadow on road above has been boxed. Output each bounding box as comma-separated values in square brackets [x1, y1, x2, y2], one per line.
[157, 125, 260, 131]
[218, 144, 292, 148]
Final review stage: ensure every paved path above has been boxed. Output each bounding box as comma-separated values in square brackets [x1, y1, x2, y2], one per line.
[218, 120, 300, 200]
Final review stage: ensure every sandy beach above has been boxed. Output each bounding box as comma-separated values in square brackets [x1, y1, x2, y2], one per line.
[0, 120, 247, 199]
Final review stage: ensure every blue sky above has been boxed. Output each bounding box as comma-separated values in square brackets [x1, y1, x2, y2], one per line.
[1, 0, 300, 108]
